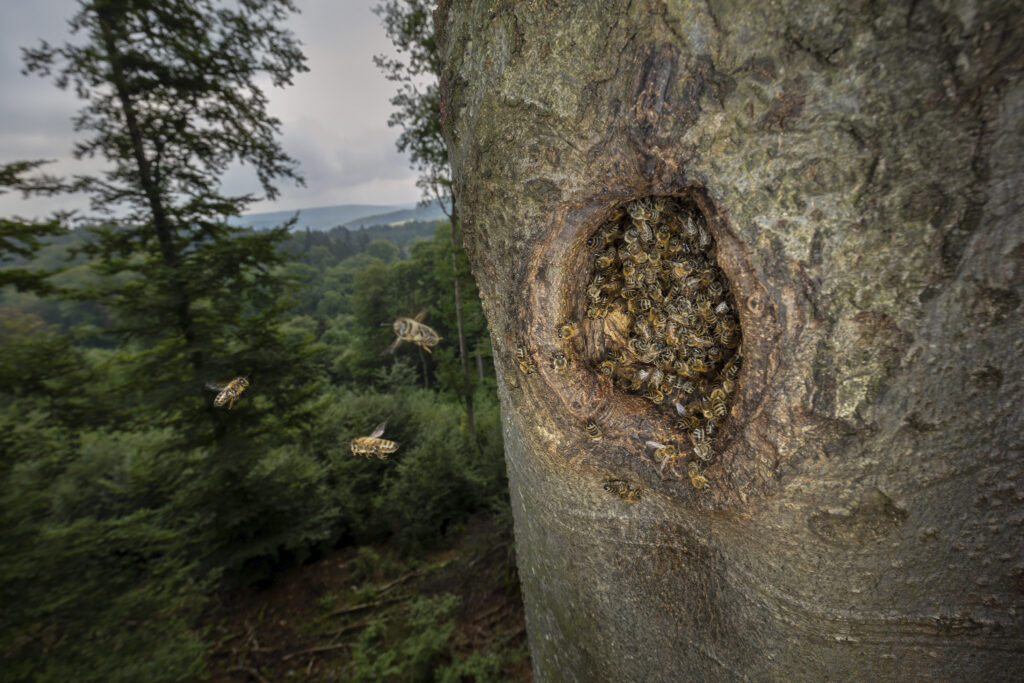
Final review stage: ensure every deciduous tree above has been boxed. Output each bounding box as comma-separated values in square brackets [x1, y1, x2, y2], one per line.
[436, 1, 1024, 679]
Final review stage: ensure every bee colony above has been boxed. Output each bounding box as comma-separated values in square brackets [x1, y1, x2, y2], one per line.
[584, 197, 742, 488]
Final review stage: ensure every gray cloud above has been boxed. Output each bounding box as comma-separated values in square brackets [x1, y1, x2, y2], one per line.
[0, 0, 421, 218]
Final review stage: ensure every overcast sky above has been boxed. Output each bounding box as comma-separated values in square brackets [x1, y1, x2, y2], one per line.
[0, 0, 422, 219]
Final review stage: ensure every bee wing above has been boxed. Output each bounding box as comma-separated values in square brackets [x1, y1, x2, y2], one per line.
[206, 381, 228, 391]
[369, 421, 387, 439]
[413, 308, 428, 323]
[674, 401, 687, 416]
[645, 440, 665, 449]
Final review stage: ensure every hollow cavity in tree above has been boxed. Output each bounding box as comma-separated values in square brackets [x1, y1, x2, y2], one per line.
[583, 197, 742, 481]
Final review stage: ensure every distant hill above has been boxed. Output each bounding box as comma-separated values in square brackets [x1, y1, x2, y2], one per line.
[340, 201, 449, 229]
[231, 199, 449, 232]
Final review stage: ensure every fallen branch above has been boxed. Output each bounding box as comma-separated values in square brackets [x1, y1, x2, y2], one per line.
[282, 617, 392, 661]
[328, 593, 410, 618]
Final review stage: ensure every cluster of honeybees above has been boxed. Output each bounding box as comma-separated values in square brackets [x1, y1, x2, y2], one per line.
[584, 197, 742, 489]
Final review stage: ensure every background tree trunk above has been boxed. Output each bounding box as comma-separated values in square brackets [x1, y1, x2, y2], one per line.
[436, 1, 1023, 680]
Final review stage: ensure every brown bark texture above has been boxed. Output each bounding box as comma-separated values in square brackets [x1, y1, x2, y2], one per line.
[436, 1, 1024, 680]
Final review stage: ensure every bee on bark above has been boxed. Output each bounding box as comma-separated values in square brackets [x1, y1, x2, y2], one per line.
[690, 428, 713, 461]
[586, 234, 602, 250]
[515, 346, 536, 374]
[604, 479, 642, 502]
[646, 441, 682, 477]
[687, 462, 710, 491]
[598, 359, 617, 376]
[586, 304, 608, 320]
[585, 419, 603, 440]
[207, 377, 249, 409]
[552, 351, 569, 374]
[557, 323, 578, 341]
[350, 421, 399, 460]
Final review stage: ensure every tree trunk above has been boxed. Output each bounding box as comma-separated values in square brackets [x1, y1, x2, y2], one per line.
[448, 197, 476, 436]
[436, 1, 1024, 680]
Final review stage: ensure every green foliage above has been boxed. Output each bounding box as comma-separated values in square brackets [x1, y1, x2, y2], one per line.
[3, 7, 508, 673]
[0, 161, 67, 296]
[345, 593, 459, 683]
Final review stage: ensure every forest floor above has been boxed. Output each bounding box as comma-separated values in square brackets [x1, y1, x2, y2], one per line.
[198, 515, 532, 682]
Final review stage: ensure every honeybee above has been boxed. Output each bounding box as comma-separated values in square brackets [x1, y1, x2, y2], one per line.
[601, 222, 623, 243]
[690, 429, 713, 461]
[596, 248, 617, 269]
[687, 462, 710, 491]
[638, 366, 664, 388]
[710, 396, 728, 422]
[685, 333, 715, 349]
[674, 376, 696, 394]
[585, 419, 603, 440]
[557, 323, 579, 340]
[552, 351, 569, 373]
[207, 377, 249, 409]
[646, 440, 682, 476]
[698, 225, 712, 250]
[597, 359, 617, 376]
[585, 234, 602, 249]
[586, 304, 608, 319]
[636, 219, 654, 244]
[623, 227, 640, 245]
[515, 346, 536, 374]
[350, 421, 399, 459]
[604, 479, 642, 502]
[644, 388, 665, 404]
[384, 310, 442, 354]
[684, 216, 699, 239]
[717, 319, 737, 347]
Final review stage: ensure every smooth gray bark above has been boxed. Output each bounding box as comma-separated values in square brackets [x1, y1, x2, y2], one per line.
[436, 1, 1024, 680]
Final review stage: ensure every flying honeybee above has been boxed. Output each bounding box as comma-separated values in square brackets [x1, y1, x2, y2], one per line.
[207, 377, 249, 409]
[350, 421, 399, 460]
[383, 310, 442, 354]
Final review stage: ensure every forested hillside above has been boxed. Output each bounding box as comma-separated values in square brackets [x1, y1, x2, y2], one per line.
[0, 218, 526, 681]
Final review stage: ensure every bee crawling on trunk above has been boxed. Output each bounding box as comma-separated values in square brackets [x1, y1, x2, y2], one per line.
[207, 377, 249, 409]
[350, 421, 399, 460]
[383, 310, 442, 354]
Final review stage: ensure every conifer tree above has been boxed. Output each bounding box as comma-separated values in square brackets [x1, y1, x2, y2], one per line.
[22, 0, 314, 436]
[374, 0, 478, 436]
